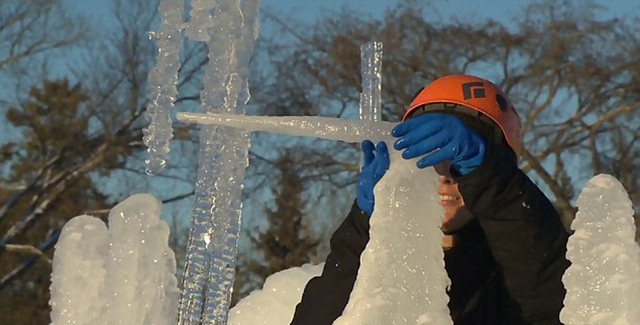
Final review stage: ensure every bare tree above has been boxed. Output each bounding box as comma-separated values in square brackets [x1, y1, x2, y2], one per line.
[0, 0, 86, 71]
[252, 0, 640, 241]
[0, 0, 202, 322]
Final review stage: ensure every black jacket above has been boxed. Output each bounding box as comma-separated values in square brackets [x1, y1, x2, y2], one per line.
[290, 140, 570, 325]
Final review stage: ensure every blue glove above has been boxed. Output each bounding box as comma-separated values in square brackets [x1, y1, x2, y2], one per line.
[357, 140, 390, 216]
[391, 113, 486, 175]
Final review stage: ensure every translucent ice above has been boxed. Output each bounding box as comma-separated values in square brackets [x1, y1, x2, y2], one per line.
[359, 42, 383, 122]
[143, 0, 184, 175]
[228, 264, 324, 325]
[185, 0, 216, 42]
[176, 112, 397, 143]
[50, 216, 109, 325]
[177, 114, 452, 325]
[103, 194, 179, 325]
[334, 146, 452, 325]
[177, 0, 260, 324]
[561, 174, 640, 325]
[359, 41, 383, 170]
[49, 194, 179, 325]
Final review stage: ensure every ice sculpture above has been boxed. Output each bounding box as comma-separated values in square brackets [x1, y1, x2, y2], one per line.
[225, 146, 452, 325]
[143, 0, 184, 175]
[181, 113, 452, 324]
[176, 1, 260, 325]
[333, 149, 451, 325]
[49, 194, 179, 325]
[178, 37, 451, 323]
[561, 174, 640, 325]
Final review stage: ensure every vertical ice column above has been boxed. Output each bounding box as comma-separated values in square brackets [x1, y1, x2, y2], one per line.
[202, 1, 259, 324]
[334, 148, 453, 325]
[561, 174, 640, 325]
[177, 1, 259, 325]
[359, 42, 383, 122]
[359, 42, 383, 169]
[176, 2, 227, 323]
[143, 0, 184, 175]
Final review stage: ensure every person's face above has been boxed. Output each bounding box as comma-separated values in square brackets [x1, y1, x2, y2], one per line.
[433, 161, 475, 234]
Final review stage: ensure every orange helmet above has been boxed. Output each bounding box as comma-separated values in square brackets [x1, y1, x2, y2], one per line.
[404, 75, 522, 155]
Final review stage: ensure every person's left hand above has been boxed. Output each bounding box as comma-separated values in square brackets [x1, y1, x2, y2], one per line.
[391, 113, 486, 175]
[356, 140, 390, 216]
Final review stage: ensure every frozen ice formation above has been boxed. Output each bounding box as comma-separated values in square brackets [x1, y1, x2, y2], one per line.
[143, 0, 184, 175]
[359, 42, 383, 122]
[333, 147, 452, 325]
[177, 1, 260, 325]
[228, 264, 324, 325]
[178, 36, 453, 323]
[49, 216, 109, 325]
[561, 174, 640, 325]
[49, 194, 179, 325]
[184, 0, 216, 42]
[229, 147, 452, 325]
[176, 112, 397, 144]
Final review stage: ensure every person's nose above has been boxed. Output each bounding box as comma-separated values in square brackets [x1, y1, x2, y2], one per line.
[439, 176, 455, 185]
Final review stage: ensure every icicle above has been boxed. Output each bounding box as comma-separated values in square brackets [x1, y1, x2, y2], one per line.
[143, 0, 184, 175]
[176, 112, 396, 143]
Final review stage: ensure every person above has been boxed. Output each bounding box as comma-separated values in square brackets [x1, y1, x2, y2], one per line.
[290, 75, 570, 325]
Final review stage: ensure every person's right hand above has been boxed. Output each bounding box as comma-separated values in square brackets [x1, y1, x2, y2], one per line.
[357, 140, 390, 216]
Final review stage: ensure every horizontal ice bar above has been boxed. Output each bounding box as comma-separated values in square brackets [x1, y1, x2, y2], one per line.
[176, 112, 398, 143]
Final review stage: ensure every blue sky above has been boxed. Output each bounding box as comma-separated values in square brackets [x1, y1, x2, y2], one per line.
[63, 0, 640, 27]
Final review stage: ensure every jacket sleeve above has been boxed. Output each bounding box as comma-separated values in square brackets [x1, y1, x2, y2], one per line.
[454, 142, 570, 324]
[290, 203, 370, 325]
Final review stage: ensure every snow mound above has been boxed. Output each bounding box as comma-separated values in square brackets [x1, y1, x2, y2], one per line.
[228, 263, 324, 325]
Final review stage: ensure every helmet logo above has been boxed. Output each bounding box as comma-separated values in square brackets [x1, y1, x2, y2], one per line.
[462, 82, 486, 100]
[496, 94, 509, 111]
